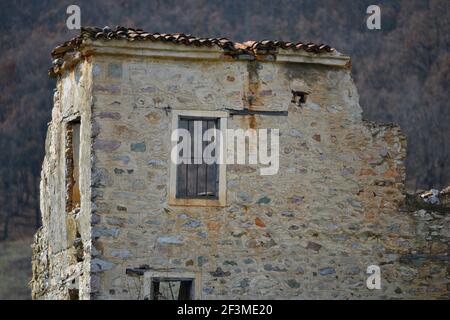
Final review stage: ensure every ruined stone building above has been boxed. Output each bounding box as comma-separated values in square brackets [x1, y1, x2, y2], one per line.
[31, 26, 449, 300]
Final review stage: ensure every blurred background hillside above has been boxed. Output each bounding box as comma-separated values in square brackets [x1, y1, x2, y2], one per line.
[0, 0, 448, 299]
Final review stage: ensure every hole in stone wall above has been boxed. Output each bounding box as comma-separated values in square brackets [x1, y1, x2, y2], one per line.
[68, 288, 79, 300]
[73, 232, 84, 263]
[66, 119, 81, 211]
[291, 90, 308, 106]
[68, 278, 79, 300]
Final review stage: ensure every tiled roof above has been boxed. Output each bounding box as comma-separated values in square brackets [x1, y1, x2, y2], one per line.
[50, 26, 335, 76]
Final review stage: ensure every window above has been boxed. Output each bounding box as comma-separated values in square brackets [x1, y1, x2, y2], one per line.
[143, 271, 200, 300]
[68, 278, 79, 300]
[169, 110, 227, 207]
[176, 117, 219, 199]
[151, 279, 194, 300]
[66, 119, 81, 211]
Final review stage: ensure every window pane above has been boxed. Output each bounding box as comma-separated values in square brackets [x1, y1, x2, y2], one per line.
[206, 120, 217, 197]
[186, 120, 197, 197]
[197, 120, 208, 196]
[176, 119, 188, 197]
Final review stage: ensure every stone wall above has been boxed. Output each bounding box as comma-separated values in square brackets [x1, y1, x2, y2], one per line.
[31, 60, 93, 299]
[87, 51, 418, 299]
[398, 189, 449, 298]
[32, 42, 448, 299]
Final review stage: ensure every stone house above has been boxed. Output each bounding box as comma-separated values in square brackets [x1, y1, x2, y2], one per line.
[31, 26, 448, 300]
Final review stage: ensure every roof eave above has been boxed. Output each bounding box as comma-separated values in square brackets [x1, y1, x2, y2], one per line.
[81, 38, 229, 61]
[49, 39, 350, 77]
[275, 48, 350, 67]
[82, 39, 350, 66]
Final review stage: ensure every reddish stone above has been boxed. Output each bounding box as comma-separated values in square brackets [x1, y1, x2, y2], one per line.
[383, 169, 398, 178]
[207, 221, 219, 231]
[255, 217, 266, 228]
[359, 168, 376, 176]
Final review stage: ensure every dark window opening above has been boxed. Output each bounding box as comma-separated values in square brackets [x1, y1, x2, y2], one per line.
[68, 288, 79, 300]
[151, 279, 194, 300]
[68, 278, 79, 300]
[291, 90, 308, 106]
[176, 117, 219, 200]
[66, 119, 81, 211]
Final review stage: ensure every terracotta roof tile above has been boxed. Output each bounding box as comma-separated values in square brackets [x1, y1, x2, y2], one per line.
[49, 25, 335, 76]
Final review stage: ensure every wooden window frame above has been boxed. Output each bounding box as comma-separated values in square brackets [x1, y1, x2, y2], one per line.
[176, 116, 219, 200]
[169, 110, 227, 207]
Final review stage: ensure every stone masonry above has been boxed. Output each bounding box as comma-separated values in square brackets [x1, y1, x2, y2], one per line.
[31, 27, 449, 299]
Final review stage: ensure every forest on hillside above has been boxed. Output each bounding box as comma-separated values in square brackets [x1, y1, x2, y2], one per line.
[0, 0, 449, 240]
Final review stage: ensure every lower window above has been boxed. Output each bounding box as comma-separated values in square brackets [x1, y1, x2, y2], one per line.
[150, 278, 194, 300]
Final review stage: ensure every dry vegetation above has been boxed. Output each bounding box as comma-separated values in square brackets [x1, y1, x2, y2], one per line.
[0, 237, 32, 299]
